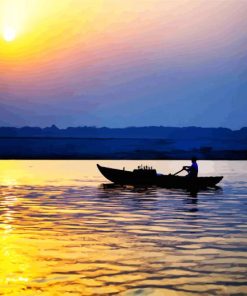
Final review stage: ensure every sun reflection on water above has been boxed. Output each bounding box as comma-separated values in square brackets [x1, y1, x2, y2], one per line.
[0, 193, 30, 290]
[0, 160, 246, 295]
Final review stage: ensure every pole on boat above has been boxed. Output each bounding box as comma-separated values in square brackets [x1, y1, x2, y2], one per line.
[173, 168, 185, 176]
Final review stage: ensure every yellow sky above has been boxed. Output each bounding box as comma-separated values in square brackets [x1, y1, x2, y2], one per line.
[0, 1, 93, 59]
[1, 0, 243, 68]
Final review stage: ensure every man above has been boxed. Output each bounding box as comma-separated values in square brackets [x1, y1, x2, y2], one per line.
[183, 157, 198, 177]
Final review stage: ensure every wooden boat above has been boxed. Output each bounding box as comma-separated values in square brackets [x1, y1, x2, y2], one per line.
[97, 164, 223, 189]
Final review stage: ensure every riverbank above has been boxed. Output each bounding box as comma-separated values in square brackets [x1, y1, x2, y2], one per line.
[0, 137, 246, 159]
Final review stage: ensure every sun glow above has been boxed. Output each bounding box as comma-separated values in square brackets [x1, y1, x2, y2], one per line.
[0, 0, 31, 43]
[3, 26, 16, 42]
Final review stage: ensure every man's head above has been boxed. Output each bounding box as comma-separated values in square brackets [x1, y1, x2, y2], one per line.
[191, 157, 197, 163]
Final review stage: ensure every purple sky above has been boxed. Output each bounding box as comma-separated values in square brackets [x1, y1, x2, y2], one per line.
[0, 0, 246, 128]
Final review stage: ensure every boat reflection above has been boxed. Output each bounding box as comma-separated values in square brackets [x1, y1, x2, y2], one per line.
[101, 183, 222, 197]
[99, 183, 223, 216]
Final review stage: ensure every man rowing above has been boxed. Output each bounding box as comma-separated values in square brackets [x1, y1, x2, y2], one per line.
[183, 157, 198, 177]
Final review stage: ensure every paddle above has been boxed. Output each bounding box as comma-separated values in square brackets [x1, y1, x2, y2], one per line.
[173, 168, 185, 176]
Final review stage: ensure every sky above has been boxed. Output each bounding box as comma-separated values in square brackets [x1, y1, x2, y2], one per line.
[0, 0, 246, 129]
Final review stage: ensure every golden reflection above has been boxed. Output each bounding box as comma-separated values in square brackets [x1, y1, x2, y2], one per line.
[1, 177, 18, 187]
[0, 160, 176, 186]
[0, 160, 229, 187]
[0, 183, 138, 294]
[0, 193, 30, 289]
[0, 160, 245, 295]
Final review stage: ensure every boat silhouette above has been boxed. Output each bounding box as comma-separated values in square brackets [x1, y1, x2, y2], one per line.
[97, 164, 223, 189]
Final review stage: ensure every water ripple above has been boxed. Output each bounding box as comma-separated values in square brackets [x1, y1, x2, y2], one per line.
[0, 161, 247, 295]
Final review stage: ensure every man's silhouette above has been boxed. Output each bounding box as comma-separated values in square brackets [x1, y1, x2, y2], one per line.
[183, 157, 198, 177]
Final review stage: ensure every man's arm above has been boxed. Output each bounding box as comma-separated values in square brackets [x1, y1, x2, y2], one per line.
[183, 166, 191, 171]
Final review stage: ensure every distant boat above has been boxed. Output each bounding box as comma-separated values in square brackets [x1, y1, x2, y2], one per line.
[97, 164, 223, 189]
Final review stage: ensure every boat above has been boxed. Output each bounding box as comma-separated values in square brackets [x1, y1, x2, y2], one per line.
[97, 164, 223, 189]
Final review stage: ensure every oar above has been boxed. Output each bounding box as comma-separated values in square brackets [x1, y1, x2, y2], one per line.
[173, 168, 185, 176]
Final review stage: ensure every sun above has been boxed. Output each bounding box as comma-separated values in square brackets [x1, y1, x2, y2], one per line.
[3, 26, 17, 42]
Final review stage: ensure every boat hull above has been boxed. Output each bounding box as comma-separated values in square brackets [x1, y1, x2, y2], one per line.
[97, 164, 223, 189]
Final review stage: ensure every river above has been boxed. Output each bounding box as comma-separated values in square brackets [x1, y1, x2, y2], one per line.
[0, 160, 246, 295]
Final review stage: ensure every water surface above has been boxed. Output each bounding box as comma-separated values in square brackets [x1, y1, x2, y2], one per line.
[0, 160, 246, 295]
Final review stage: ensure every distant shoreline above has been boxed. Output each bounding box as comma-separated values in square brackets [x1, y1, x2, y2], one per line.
[0, 137, 246, 160]
[1, 126, 246, 160]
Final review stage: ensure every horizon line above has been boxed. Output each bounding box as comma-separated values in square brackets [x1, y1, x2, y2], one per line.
[0, 125, 247, 131]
